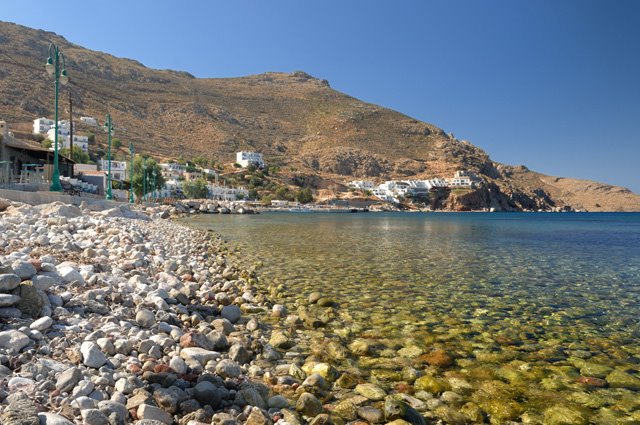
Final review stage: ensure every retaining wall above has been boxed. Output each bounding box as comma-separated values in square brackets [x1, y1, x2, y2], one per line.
[0, 188, 119, 208]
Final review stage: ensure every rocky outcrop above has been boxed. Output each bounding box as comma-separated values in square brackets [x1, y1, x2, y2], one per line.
[304, 148, 391, 177]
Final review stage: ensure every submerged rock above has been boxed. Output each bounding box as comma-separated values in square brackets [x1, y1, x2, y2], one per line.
[543, 404, 589, 425]
[384, 397, 426, 425]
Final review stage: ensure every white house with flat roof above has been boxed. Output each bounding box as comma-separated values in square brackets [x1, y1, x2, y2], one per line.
[33, 118, 55, 134]
[160, 162, 186, 179]
[80, 116, 98, 126]
[446, 170, 480, 187]
[236, 151, 264, 168]
[98, 159, 128, 181]
[349, 180, 375, 190]
[46, 128, 89, 152]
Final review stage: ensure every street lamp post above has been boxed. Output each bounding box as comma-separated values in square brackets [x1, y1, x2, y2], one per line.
[104, 114, 114, 200]
[45, 43, 69, 192]
[152, 169, 157, 201]
[142, 157, 147, 202]
[129, 141, 135, 204]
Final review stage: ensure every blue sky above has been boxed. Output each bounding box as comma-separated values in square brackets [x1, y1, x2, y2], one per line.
[3, 0, 639, 192]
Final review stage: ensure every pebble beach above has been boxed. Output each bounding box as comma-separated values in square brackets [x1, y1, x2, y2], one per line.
[2, 199, 640, 425]
[0, 199, 437, 425]
[0, 198, 309, 425]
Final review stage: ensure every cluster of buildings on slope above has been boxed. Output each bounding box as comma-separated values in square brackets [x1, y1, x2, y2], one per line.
[1, 116, 258, 200]
[73, 160, 248, 200]
[158, 162, 248, 201]
[349, 170, 482, 203]
[33, 118, 90, 152]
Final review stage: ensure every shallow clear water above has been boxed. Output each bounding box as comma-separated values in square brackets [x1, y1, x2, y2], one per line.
[189, 212, 640, 421]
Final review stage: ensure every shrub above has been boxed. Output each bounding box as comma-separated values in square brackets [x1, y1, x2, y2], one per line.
[296, 188, 314, 204]
[183, 178, 209, 199]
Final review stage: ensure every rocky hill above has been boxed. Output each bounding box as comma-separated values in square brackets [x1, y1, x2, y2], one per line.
[1, 21, 638, 211]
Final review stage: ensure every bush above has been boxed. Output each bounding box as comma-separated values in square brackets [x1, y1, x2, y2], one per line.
[42, 139, 52, 149]
[296, 188, 314, 204]
[275, 186, 288, 200]
[112, 138, 122, 149]
[183, 178, 209, 199]
[60, 145, 91, 164]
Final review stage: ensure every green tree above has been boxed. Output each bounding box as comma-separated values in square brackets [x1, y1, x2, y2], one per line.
[60, 145, 91, 164]
[192, 155, 209, 168]
[112, 138, 122, 149]
[183, 178, 209, 199]
[87, 132, 95, 143]
[42, 139, 52, 149]
[131, 156, 165, 199]
[275, 186, 288, 200]
[296, 188, 314, 204]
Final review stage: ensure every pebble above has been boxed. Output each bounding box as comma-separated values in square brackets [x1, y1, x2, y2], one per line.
[56, 367, 82, 393]
[180, 347, 220, 365]
[0, 330, 30, 351]
[80, 341, 108, 368]
[136, 309, 156, 328]
[0, 273, 20, 291]
[194, 380, 222, 407]
[0, 293, 20, 307]
[30, 316, 54, 331]
[137, 404, 174, 424]
[221, 304, 242, 323]
[37, 412, 75, 425]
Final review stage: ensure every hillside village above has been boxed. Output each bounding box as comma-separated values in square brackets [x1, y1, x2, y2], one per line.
[1, 115, 488, 210]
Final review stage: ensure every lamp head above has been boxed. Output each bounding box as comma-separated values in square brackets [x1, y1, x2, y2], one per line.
[59, 69, 69, 85]
[45, 57, 54, 76]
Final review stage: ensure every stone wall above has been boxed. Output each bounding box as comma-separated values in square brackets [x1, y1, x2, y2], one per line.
[0, 188, 118, 208]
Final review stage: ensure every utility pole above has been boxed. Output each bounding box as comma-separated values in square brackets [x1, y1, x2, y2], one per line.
[68, 93, 73, 154]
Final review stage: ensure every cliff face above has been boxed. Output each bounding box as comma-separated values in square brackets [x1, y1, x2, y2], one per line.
[0, 21, 638, 211]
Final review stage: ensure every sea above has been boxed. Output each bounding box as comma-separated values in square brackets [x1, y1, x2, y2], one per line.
[188, 212, 640, 421]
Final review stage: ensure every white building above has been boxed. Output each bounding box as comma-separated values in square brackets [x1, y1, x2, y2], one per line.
[33, 118, 54, 134]
[80, 116, 98, 127]
[422, 178, 448, 189]
[202, 168, 218, 177]
[236, 151, 264, 168]
[46, 128, 89, 152]
[160, 162, 186, 179]
[446, 170, 479, 187]
[46, 127, 69, 139]
[349, 180, 375, 190]
[209, 185, 248, 201]
[98, 159, 128, 181]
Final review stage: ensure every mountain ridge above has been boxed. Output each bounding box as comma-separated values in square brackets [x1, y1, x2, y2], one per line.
[1, 20, 638, 211]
